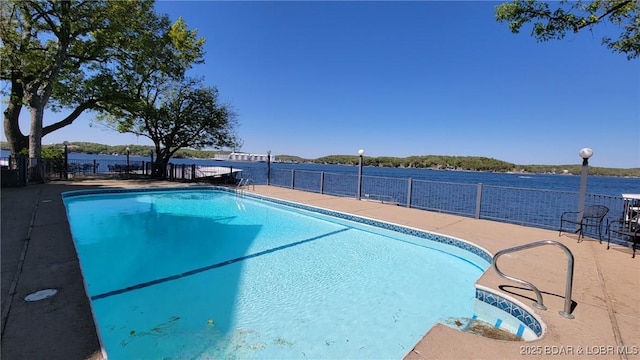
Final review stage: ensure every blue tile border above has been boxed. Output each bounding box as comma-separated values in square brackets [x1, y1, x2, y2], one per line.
[475, 288, 543, 337]
[241, 192, 494, 264]
[61, 186, 216, 198]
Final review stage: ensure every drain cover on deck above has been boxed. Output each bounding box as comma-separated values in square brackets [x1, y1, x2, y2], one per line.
[24, 289, 58, 302]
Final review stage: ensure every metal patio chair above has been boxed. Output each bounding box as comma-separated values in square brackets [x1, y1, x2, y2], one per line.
[606, 215, 639, 258]
[559, 205, 609, 243]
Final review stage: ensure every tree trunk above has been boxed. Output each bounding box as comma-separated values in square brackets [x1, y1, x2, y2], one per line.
[154, 158, 171, 179]
[28, 103, 44, 183]
[3, 75, 29, 159]
[3, 103, 29, 160]
[150, 144, 163, 178]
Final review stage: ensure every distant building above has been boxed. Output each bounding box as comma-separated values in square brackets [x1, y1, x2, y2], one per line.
[217, 152, 276, 162]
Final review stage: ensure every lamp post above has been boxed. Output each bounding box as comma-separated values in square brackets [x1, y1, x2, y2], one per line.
[126, 147, 130, 175]
[357, 149, 364, 200]
[149, 150, 154, 176]
[577, 147, 593, 224]
[63, 141, 69, 180]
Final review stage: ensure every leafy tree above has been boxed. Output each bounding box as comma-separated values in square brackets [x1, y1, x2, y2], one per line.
[495, 0, 640, 59]
[16, 145, 64, 176]
[102, 77, 241, 178]
[0, 0, 203, 182]
[313, 154, 517, 171]
[41, 146, 65, 176]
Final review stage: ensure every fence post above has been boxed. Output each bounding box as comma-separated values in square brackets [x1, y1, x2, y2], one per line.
[181, 164, 186, 180]
[191, 164, 196, 182]
[18, 157, 28, 186]
[93, 159, 97, 174]
[406, 178, 412, 208]
[475, 183, 483, 219]
[291, 169, 295, 189]
[320, 171, 325, 194]
[267, 150, 271, 186]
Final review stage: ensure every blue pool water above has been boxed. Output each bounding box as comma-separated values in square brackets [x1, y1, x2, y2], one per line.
[63, 188, 491, 359]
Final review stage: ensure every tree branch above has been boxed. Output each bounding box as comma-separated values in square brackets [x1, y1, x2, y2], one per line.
[42, 99, 98, 135]
[574, 0, 633, 32]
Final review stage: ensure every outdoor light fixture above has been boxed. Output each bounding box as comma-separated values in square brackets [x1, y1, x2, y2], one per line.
[126, 147, 131, 175]
[149, 150, 155, 177]
[357, 149, 365, 200]
[63, 141, 69, 180]
[579, 147, 593, 162]
[577, 147, 593, 224]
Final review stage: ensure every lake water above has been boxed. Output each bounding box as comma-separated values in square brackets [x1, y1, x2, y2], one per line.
[2, 150, 638, 196]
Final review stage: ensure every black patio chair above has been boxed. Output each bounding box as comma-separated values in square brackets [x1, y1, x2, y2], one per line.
[606, 216, 638, 258]
[559, 205, 609, 243]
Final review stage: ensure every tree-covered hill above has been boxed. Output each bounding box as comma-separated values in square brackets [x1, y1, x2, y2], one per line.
[313, 154, 639, 177]
[2, 141, 638, 177]
[315, 154, 516, 172]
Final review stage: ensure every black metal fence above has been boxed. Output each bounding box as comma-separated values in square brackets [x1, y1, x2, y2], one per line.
[0, 156, 28, 187]
[265, 168, 634, 246]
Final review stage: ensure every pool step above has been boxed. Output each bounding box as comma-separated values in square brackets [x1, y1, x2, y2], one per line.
[461, 314, 526, 341]
[446, 289, 544, 342]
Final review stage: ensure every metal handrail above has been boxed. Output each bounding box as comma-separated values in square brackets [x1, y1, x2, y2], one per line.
[492, 240, 575, 319]
[236, 178, 255, 197]
[237, 178, 254, 190]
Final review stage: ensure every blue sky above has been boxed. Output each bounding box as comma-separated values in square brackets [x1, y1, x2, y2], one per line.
[5, 1, 639, 168]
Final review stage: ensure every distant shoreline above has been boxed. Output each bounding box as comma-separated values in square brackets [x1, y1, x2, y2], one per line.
[1, 143, 638, 177]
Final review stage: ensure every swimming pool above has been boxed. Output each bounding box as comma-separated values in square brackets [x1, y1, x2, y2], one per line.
[63, 187, 492, 359]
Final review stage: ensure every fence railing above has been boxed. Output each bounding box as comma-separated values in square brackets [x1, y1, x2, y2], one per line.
[4, 155, 634, 246]
[267, 168, 633, 245]
[17, 157, 152, 180]
[0, 156, 28, 187]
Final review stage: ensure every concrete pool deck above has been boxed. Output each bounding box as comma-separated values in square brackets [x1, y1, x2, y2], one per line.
[1, 180, 638, 359]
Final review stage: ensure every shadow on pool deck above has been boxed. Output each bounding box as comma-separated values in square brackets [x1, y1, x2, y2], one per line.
[1, 180, 185, 360]
[1, 181, 638, 359]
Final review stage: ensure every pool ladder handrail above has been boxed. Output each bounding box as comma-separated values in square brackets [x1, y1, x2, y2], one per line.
[236, 178, 254, 196]
[492, 240, 575, 319]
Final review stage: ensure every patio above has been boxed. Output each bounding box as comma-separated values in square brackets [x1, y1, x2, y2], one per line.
[1, 180, 638, 359]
